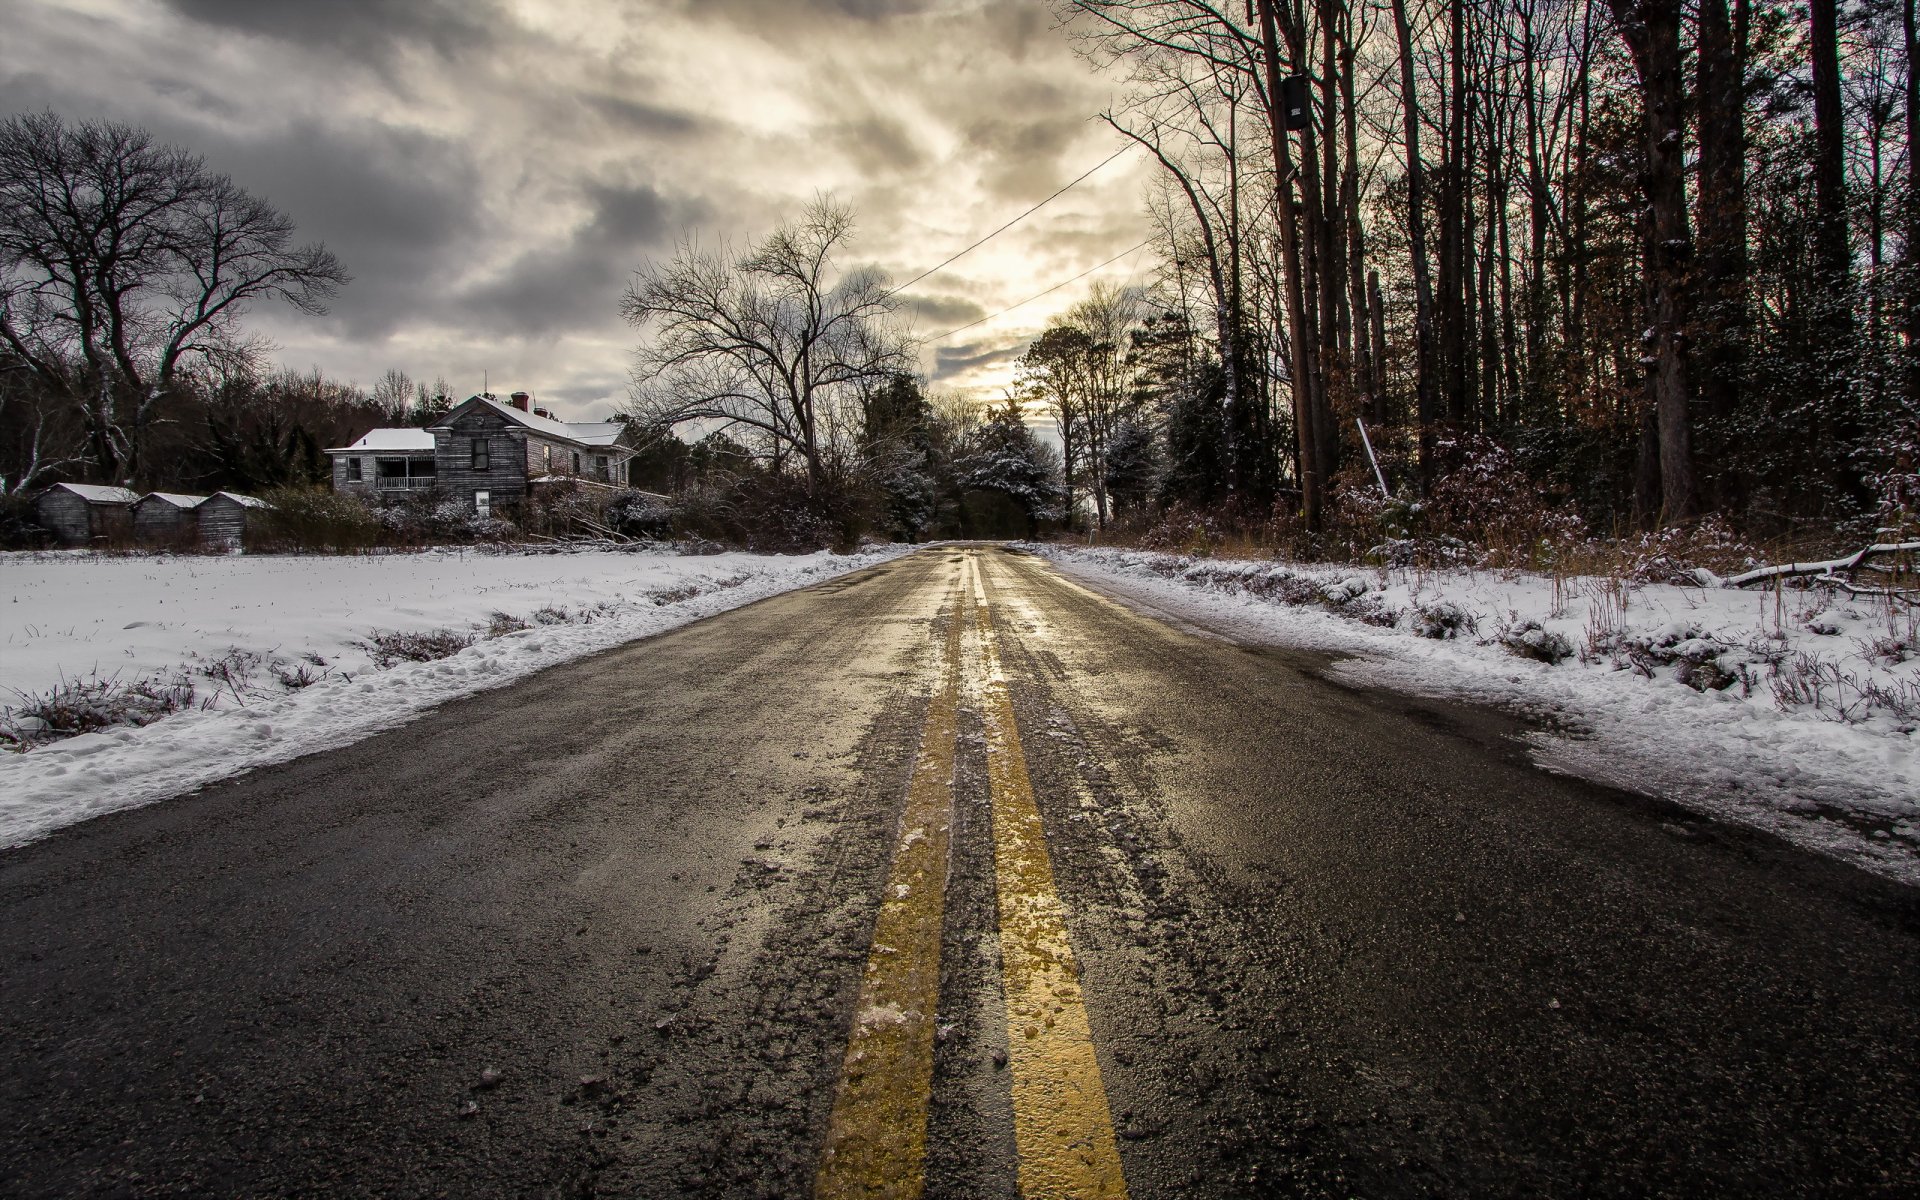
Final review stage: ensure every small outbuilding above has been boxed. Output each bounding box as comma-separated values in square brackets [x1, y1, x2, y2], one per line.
[197, 491, 268, 549]
[132, 492, 209, 544]
[32, 483, 140, 546]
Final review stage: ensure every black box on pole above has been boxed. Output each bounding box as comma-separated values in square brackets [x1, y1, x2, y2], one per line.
[1281, 75, 1310, 130]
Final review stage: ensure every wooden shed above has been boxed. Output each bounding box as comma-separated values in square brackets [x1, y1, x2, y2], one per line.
[31, 483, 140, 546]
[197, 491, 268, 549]
[132, 492, 208, 544]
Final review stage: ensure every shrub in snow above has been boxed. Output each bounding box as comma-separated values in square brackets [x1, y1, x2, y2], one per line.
[604, 490, 675, 540]
[1411, 601, 1475, 639]
[358, 629, 476, 669]
[488, 611, 533, 636]
[2, 673, 198, 748]
[1321, 576, 1372, 606]
[1498, 620, 1575, 664]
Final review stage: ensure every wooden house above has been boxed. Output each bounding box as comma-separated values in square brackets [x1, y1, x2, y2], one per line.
[32, 483, 139, 545]
[132, 492, 208, 544]
[325, 392, 639, 516]
[197, 492, 268, 549]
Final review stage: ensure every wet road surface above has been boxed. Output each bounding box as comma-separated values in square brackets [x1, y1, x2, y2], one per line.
[2, 545, 1916, 1197]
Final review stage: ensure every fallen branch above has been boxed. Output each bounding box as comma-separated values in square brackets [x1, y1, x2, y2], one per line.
[1722, 541, 1920, 588]
[1811, 575, 1920, 607]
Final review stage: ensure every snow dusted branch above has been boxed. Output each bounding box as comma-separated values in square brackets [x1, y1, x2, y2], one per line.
[1721, 542, 1920, 588]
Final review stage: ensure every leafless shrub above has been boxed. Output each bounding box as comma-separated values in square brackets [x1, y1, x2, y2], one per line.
[2, 672, 199, 749]
[358, 629, 475, 669]
[487, 612, 532, 636]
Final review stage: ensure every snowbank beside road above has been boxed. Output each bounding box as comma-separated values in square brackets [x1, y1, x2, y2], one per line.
[1036, 544, 1920, 885]
[0, 545, 907, 846]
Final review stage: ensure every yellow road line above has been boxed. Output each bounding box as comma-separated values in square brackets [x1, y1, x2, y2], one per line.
[815, 580, 964, 1200]
[972, 553, 1130, 1200]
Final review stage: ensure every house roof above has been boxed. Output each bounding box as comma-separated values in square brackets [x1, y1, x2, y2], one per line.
[460, 395, 630, 450]
[137, 492, 208, 509]
[326, 428, 435, 453]
[45, 483, 140, 505]
[208, 491, 268, 509]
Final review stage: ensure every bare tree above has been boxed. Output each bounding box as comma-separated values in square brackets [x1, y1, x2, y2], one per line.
[621, 198, 910, 493]
[0, 112, 347, 484]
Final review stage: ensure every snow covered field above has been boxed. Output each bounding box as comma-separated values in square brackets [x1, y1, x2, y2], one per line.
[0, 545, 906, 846]
[1037, 544, 1920, 885]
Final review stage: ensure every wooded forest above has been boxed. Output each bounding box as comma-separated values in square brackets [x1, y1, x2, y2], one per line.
[1029, 0, 1920, 547]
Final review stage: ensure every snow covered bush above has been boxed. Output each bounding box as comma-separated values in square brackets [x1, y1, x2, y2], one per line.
[605, 490, 675, 539]
[2, 673, 199, 749]
[357, 629, 476, 669]
[1411, 601, 1475, 639]
[1498, 619, 1575, 664]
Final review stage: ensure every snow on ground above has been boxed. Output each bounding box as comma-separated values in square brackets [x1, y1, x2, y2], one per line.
[0, 545, 907, 846]
[1034, 544, 1920, 886]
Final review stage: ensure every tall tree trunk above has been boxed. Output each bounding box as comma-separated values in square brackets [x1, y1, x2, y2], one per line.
[1907, 0, 1920, 410]
[1339, 12, 1377, 413]
[1440, 0, 1471, 426]
[1695, 0, 1749, 502]
[1609, 0, 1701, 522]
[1810, 0, 1852, 291]
[1390, 0, 1440, 481]
[1257, 0, 1324, 529]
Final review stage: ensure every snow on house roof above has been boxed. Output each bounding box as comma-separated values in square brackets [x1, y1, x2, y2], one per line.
[326, 428, 435, 453]
[137, 492, 208, 509]
[209, 491, 268, 509]
[464, 395, 629, 449]
[47, 483, 140, 505]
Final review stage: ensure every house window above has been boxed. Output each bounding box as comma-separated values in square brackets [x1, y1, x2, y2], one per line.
[593, 455, 609, 481]
[470, 437, 490, 470]
[474, 490, 491, 517]
[346, 457, 362, 482]
[571, 451, 581, 475]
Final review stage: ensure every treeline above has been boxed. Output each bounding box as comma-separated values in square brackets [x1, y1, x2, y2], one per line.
[1, 361, 459, 500]
[1045, 0, 1919, 543]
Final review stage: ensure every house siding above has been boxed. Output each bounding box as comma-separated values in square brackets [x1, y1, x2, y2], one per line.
[132, 499, 199, 544]
[197, 496, 255, 548]
[431, 409, 528, 511]
[33, 490, 131, 545]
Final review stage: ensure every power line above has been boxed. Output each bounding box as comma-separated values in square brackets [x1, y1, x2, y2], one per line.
[924, 238, 1153, 344]
[890, 143, 1133, 295]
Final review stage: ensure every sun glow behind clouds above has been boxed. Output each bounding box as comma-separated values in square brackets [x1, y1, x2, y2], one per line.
[2, 0, 1152, 419]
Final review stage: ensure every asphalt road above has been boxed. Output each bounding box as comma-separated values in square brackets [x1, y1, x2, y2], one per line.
[2, 545, 1916, 1198]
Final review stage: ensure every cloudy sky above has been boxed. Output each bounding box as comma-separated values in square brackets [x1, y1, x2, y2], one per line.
[3, 0, 1157, 421]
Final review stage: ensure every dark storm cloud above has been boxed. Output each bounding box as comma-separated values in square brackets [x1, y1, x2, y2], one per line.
[905, 293, 987, 330]
[0, 60, 484, 343]
[828, 112, 927, 175]
[456, 183, 686, 336]
[933, 339, 1022, 380]
[587, 95, 707, 139]
[690, 0, 938, 25]
[198, 120, 486, 341]
[160, 0, 501, 60]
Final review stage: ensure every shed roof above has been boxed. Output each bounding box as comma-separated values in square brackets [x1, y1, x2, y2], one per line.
[207, 491, 268, 509]
[45, 483, 140, 505]
[137, 492, 208, 509]
[326, 428, 436, 453]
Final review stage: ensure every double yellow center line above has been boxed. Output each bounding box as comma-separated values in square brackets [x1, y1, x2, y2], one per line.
[816, 552, 1127, 1199]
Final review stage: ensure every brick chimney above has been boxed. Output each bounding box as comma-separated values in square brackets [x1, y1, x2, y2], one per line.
[534, 407, 552, 419]
[509, 391, 531, 412]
